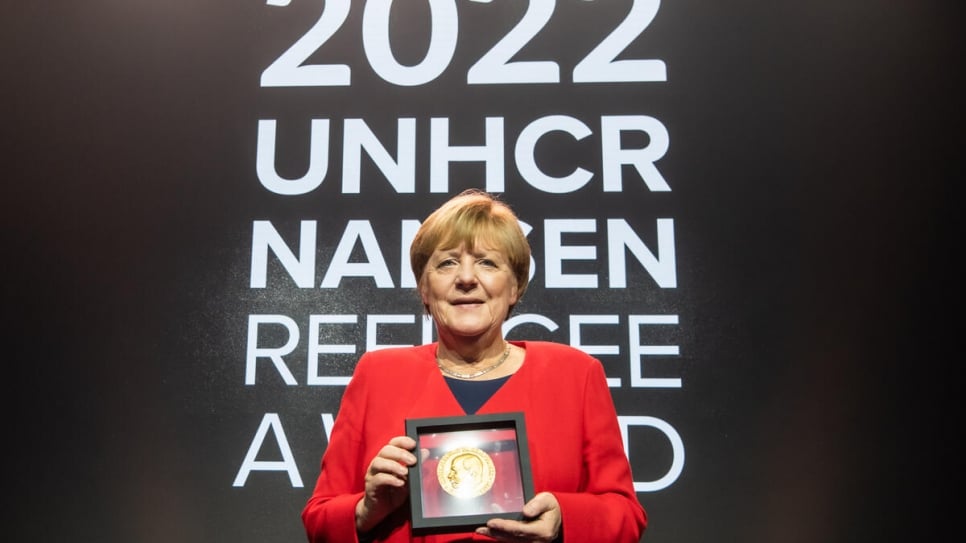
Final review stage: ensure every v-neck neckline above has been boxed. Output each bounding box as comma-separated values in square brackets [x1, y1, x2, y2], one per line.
[428, 340, 527, 415]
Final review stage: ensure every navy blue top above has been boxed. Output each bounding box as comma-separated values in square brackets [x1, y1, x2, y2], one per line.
[444, 375, 512, 414]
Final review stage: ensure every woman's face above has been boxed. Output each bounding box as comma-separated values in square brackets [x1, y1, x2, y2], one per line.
[419, 242, 519, 341]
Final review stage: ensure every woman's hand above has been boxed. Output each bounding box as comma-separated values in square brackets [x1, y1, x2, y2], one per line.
[476, 492, 561, 542]
[354, 436, 418, 534]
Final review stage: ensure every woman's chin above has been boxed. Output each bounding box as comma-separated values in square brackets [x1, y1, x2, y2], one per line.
[445, 322, 498, 339]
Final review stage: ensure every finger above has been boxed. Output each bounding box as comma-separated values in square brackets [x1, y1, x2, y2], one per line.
[475, 526, 503, 540]
[367, 471, 408, 489]
[477, 521, 540, 542]
[484, 518, 536, 537]
[369, 456, 411, 479]
[387, 435, 417, 451]
[474, 492, 561, 542]
[377, 444, 418, 467]
[522, 492, 557, 519]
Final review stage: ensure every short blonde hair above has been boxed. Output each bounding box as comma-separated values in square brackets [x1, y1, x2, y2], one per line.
[410, 189, 531, 309]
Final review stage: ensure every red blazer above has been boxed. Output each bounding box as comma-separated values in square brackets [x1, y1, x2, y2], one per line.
[302, 341, 646, 542]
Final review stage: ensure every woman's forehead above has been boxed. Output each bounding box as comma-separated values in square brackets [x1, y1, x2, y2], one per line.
[435, 237, 504, 254]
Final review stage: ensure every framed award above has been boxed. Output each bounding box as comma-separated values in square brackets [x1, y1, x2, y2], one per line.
[405, 412, 535, 534]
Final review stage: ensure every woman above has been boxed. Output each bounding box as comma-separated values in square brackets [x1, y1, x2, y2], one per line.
[302, 190, 646, 542]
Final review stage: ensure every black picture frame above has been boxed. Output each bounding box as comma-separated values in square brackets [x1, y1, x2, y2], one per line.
[405, 412, 535, 535]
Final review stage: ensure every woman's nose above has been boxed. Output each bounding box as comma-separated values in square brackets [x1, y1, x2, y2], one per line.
[455, 261, 477, 287]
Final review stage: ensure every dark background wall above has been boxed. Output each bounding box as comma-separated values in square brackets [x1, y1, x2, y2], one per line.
[2, 1, 958, 542]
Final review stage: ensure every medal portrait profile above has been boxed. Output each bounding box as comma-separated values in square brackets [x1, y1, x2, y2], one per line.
[436, 447, 496, 498]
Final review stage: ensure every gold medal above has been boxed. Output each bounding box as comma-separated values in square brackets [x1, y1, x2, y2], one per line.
[436, 447, 496, 498]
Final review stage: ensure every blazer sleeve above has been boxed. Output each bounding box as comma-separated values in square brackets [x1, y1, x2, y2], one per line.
[553, 359, 647, 542]
[301, 358, 371, 543]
